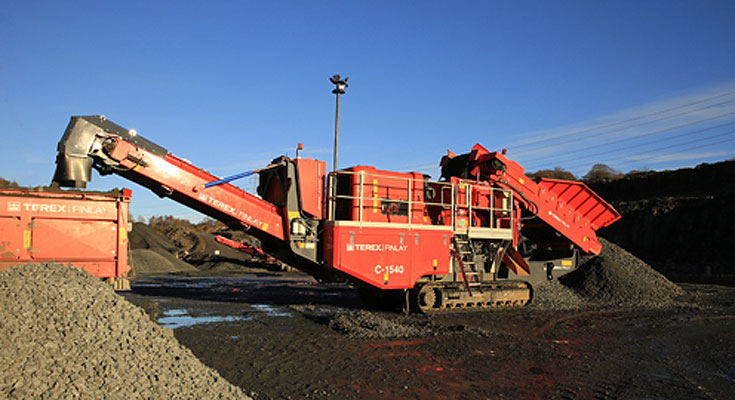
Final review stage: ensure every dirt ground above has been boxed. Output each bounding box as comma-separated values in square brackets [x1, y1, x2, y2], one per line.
[124, 272, 735, 400]
[119, 183, 735, 399]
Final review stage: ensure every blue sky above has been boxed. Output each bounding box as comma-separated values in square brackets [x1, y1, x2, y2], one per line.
[1, 1, 734, 221]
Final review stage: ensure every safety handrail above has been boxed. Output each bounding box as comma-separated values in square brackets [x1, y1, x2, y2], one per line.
[326, 170, 513, 233]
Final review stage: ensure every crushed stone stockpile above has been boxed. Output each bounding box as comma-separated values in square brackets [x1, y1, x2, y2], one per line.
[130, 249, 199, 276]
[532, 238, 686, 310]
[0, 263, 249, 400]
[129, 223, 259, 276]
[329, 311, 426, 339]
[326, 310, 497, 339]
[128, 223, 200, 276]
[530, 277, 586, 311]
[145, 220, 256, 266]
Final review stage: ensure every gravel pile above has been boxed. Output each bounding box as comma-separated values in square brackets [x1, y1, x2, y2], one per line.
[560, 238, 686, 307]
[532, 238, 686, 309]
[130, 249, 199, 276]
[129, 223, 257, 276]
[530, 279, 586, 310]
[129, 224, 200, 276]
[129, 223, 181, 254]
[0, 263, 249, 399]
[329, 311, 427, 339]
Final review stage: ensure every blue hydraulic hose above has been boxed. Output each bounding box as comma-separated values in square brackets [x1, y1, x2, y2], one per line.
[204, 170, 256, 188]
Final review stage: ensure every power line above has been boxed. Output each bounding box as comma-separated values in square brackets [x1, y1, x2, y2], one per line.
[511, 99, 734, 156]
[609, 134, 735, 169]
[507, 90, 735, 151]
[522, 117, 735, 170]
[601, 139, 735, 173]
[395, 91, 735, 176]
[564, 130, 735, 173]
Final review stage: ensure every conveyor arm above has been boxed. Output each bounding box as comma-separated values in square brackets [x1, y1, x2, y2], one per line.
[52, 115, 285, 240]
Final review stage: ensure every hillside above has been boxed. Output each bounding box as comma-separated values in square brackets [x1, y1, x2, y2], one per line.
[589, 159, 735, 280]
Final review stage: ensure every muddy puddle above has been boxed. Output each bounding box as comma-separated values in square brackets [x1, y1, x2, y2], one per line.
[155, 302, 296, 330]
[158, 308, 253, 329]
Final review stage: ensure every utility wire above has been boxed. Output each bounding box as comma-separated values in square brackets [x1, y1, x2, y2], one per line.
[565, 130, 735, 172]
[507, 90, 735, 151]
[522, 117, 735, 170]
[510, 99, 734, 156]
[605, 136, 735, 170]
[395, 92, 735, 176]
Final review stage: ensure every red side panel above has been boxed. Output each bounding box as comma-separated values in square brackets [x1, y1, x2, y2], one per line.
[536, 178, 620, 230]
[0, 216, 22, 261]
[296, 158, 326, 219]
[31, 219, 117, 260]
[0, 189, 132, 278]
[324, 224, 451, 289]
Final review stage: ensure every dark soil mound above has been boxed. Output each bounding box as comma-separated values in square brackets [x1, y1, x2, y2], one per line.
[0, 263, 249, 399]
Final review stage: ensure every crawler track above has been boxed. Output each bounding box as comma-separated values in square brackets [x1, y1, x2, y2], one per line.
[415, 281, 532, 313]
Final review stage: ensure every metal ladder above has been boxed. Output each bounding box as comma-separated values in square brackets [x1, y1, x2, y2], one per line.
[452, 235, 482, 296]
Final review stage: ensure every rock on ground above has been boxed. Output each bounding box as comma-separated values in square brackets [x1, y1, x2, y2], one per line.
[0, 263, 249, 399]
[561, 238, 686, 307]
[129, 222, 260, 276]
[529, 278, 586, 310]
[129, 224, 200, 276]
[532, 238, 686, 310]
[130, 248, 199, 276]
[329, 311, 427, 339]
